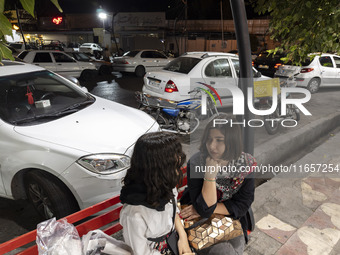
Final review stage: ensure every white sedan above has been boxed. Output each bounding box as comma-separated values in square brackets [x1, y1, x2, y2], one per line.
[275, 53, 340, 93]
[112, 50, 173, 77]
[142, 52, 271, 107]
[0, 61, 159, 219]
[17, 50, 97, 79]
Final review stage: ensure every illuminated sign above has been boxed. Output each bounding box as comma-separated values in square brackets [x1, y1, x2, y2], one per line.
[52, 17, 63, 25]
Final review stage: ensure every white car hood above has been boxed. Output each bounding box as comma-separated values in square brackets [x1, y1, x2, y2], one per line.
[13, 97, 157, 155]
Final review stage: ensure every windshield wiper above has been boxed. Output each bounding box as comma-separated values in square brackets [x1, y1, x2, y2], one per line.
[60, 98, 95, 112]
[12, 97, 95, 125]
[12, 109, 80, 125]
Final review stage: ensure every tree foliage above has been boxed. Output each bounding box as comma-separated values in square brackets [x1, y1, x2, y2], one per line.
[251, 0, 340, 64]
[0, 0, 62, 62]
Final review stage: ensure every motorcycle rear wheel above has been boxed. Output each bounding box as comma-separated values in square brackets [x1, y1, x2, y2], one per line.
[290, 106, 300, 122]
[264, 109, 281, 135]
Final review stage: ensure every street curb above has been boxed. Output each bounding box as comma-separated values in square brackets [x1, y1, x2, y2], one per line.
[254, 111, 340, 167]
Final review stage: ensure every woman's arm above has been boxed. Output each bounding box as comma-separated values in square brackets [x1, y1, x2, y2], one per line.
[214, 202, 230, 215]
[175, 214, 192, 254]
[202, 157, 228, 207]
[222, 176, 255, 218]
[186, 157, 217, 218]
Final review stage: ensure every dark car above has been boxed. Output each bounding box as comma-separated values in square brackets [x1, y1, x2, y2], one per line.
[253, 51, 286, 77]
[41, 44, 64, 51]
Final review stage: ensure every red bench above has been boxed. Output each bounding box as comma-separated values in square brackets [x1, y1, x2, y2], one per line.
[0, 168, 188, 255]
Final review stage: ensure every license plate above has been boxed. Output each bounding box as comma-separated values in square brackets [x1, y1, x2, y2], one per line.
[149, 80, 160, 86]
[259, 65, 269, 69]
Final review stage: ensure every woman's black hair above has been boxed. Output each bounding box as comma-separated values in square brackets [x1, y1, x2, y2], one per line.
[122, 132, 186, 207]
[199, 113, 243, 161]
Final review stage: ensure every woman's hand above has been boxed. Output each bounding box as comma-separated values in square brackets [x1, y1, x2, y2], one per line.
[177, 236, 192, 255]
[205, 156, 229, 179]
[180, 205, 200, 221]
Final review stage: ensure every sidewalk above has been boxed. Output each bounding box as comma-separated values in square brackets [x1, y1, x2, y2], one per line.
[245, 130, 340, 255]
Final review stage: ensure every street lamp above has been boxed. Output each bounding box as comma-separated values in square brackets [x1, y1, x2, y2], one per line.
[98, 11, 107, 46]
[97, 9, 119, 55]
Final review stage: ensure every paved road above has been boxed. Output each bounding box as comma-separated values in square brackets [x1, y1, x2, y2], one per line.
[1, 72, 339, 244]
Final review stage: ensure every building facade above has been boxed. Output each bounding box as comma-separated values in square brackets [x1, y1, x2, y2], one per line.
[8, 10, 275, 55]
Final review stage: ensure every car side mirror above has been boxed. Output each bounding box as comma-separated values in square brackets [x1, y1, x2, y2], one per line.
[254, 72, 262, 78]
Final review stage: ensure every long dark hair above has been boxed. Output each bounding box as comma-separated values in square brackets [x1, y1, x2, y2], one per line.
[123, 132, 186, 207]
[199, 113, 243, 161]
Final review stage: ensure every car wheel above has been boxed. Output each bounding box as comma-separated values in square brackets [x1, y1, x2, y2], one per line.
[307, 78, 320, 94]
[80, 69, 95, 81]
[99, 65, 111, 75]
[135, 65, 146, 77]
[25, 171, 79, 220]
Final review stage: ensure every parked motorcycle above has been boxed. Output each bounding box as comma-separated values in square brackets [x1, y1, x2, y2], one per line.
[136, 88, 218, 135]
[260, 77, 300, 135]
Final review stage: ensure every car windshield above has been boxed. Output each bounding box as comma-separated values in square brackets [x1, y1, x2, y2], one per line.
[301, 57, 312, 66]
[231, 58, 258, 77]
[0, 71, 95, 126]
[72, 53, 91, 61]
[123, 51, 139, 57]
[163, 57, 201, 74]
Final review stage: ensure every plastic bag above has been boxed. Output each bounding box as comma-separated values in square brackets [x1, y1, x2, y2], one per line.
[36, 217, 82, 255]
[82, 229, 133, 255]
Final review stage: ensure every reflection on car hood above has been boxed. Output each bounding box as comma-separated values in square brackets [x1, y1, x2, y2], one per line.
[13, 96, 157, 155]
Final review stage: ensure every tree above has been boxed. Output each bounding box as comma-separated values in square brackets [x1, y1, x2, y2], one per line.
[251, 0, 340, 64]
[0, 0, 62, 61]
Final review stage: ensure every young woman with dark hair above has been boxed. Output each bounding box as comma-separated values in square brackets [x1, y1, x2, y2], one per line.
[120, 132, 192, 255]
[180, 113, 257, 255]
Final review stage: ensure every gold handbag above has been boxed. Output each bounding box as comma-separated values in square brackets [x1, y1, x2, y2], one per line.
[184, 214, 243, 251]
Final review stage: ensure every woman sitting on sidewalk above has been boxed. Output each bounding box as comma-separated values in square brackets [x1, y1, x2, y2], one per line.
[180, 113, 257, 255]
[120, 132, 192, 255]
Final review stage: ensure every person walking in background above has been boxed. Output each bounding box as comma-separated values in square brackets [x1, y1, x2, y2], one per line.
[103, 47, 111, 62]
[180, 113, 257, 255]
[120, 132, 192, 255]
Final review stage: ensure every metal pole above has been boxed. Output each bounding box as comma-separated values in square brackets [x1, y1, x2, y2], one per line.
[102, 19, 105, 46]
[111, 13, 119, 54]
[229, 0, 254, 154]
[220, 0, 224, 49]
[182, 0, 188, 53]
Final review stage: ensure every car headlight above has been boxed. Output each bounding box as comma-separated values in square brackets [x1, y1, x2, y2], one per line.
[77, 154, 130, 175]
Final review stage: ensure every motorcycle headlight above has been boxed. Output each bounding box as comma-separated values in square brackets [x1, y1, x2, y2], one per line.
[77, 154, 130, 175]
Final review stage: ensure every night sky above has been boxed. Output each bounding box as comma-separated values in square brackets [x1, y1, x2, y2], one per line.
[35, 0, 263, 20]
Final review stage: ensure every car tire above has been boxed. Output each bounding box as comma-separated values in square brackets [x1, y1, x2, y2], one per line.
[307, 78, 321, 94]
[135, 65, 146, 77]
[99, 65, 111, 75]
[80, 69, 95, 81]
[25, 170, 79, 220]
